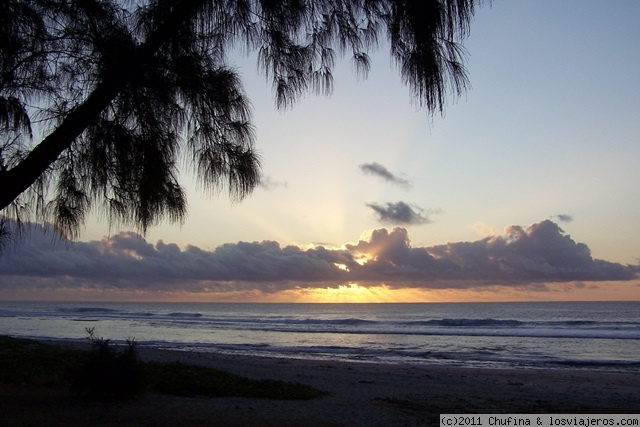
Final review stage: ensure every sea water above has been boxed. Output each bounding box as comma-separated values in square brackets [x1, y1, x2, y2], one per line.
[0, 301, 638, 372]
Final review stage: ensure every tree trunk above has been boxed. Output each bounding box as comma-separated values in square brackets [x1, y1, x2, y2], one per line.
[0, 0, 206, 212]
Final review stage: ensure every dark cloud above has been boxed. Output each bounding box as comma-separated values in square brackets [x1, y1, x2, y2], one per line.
[0, 220, 637, 296]
[0, 220, 354, 294]
[367, 201, 434, 225]
[553, 214, 573, 223]
[359, 162, 411, 188]
[423, 221, 637, 285]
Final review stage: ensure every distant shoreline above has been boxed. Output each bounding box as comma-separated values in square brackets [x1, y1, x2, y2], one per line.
[3, 337, 639, 426]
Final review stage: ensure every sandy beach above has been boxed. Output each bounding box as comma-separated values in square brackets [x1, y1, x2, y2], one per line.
[2, 344, 639, 427]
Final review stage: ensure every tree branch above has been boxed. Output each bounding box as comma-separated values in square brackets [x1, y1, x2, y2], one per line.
[0, 0, 207, 211]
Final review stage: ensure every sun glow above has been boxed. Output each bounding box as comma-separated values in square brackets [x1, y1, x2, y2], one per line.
[311, 283, 382, 303]
[284, 283, 436, 303]
[334, 263, 350, 272]
[354, 255, 371, 266]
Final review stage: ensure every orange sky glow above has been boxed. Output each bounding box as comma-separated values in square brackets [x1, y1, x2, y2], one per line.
[2, 281, 637, 303]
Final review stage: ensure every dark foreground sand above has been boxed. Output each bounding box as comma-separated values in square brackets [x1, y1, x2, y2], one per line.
[2, 345, 639, 426]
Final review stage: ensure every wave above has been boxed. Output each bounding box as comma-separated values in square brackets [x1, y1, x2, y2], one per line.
[261, 326, 640, 340]
[58, 311, 640, 340]
[168, 312, 203, 318]
[3, 301, 639, 373]
[157, 341, 640, 372]
[55, 307, 156, 320]
[410, 318, 525, 327]
[57, 307, 122, 314]
[4, 304, 639, 341]
[215, 316, 633, 330]
[222, 317, 640, 340]
[299, 318, 378, 326]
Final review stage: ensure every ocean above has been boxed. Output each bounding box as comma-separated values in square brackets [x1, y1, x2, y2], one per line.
[0, 301, 638, 372]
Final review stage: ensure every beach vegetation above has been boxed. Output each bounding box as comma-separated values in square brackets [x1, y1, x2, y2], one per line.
[0, 335, 324, 401]
[1, 0, 481, 241]
[69, 327, 144, 400]
[146, 360, 324, 400]
[0, 335, 84, 385]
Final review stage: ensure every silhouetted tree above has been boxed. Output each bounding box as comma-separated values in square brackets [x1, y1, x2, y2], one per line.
[0, 0, 480, 238]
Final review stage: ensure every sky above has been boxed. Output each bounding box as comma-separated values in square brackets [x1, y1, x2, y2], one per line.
[1, 0, 639, 302]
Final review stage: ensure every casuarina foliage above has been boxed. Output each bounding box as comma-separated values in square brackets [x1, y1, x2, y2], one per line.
[0, 0, 481, 238]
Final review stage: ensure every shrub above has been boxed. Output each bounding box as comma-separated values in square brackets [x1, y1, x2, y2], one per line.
[70, 328, 144, 400]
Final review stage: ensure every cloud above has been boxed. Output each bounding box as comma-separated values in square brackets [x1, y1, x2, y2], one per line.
[553, 214, 573, 223]
[0, 221, 351, 294]
[359, 162, 411, 188]
[258, 176, 288, 191]
[0, 220, 637, 296]
[470, 221, 499, 237]
[366, 201, 435, 225]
